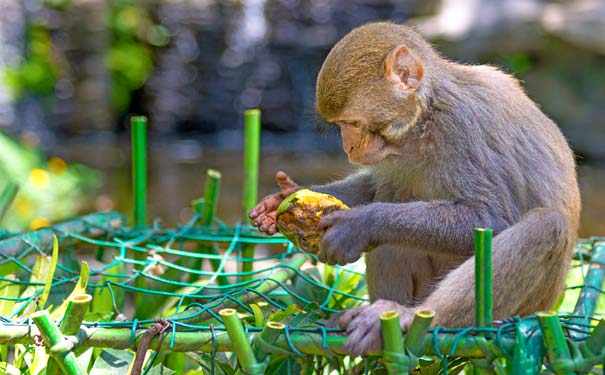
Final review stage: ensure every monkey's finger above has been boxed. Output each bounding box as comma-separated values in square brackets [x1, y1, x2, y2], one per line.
[318, 213, 340, 229]
[275, 171, 299, 194]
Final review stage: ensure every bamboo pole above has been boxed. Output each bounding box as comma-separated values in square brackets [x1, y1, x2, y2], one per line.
[404, 309, 434, 356]
[573, 241, 605, 323]
[536, 311, 574, 375]
[31, 310, 84, 375]
[0, 323, 519, 358]
[241, 109, 260, 281]
[131, 116, 148, 228]
[189, 169, 225, 284]
[380, 310, 407, 374]
[0, 181, 18, 222]
[47, 294, 92, 375]
[474, 228, 493, 328]
[59, 294, 92, 335]
[219, 308, 260, 374]
[256, 321, 285, 362]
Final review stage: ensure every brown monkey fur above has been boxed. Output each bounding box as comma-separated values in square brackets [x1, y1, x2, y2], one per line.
[250, 21, 580, 356]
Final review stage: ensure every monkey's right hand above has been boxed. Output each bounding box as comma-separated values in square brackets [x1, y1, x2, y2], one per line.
[249, 171, 300, 235]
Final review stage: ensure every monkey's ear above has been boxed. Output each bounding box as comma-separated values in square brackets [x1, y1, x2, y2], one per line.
[384, 45, 424, 91]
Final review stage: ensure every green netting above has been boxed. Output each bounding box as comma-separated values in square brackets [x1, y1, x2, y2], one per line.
[0, 210, 605, 374]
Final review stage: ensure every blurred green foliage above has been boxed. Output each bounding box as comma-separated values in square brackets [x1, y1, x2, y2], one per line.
[2, 22, 58, 98]
[2, 0, 169, 115]
[0, 132, 98, 231]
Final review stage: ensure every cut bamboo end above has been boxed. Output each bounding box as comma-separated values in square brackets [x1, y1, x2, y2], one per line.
[219, 308, 237, 317]
[266, 321, 286, 330]
[245, 109, 261, 117]
[207, 169, 222, 179]
[380, 310, 399, 321]
[415, 309, 435, 319]
[70, 294, 92, 304]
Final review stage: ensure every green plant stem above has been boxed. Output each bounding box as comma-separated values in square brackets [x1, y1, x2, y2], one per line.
[573, 241, 605, 320]
[404, 309, 434, 356]
[0, 181, 18, 222]
[31, 310, 84, 375]
[256, 321, 285, 362]
[188, 169, 225, 284]
[220, 308, 260, 373]
[536, 311, 574, 375]
[131, 116, 148, 228]
[585, 318, 605, 356]
[47, 294, 92, 375]
[474, 228, 493, 329]
[380, 310, 407, 374]
[241, 109, 260, 282]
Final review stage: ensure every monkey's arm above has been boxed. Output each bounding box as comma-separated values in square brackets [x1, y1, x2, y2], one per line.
[311, 169, 376, 207]
[318, 200, 509, 264]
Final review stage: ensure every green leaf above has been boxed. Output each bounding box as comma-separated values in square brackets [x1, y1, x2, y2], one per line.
[52, 260, 89, 319]
[77, 348, 94, 373]
[146, 364, 176, 375]
[14, 253, 53, 318]
[250, 303, 265, 327]
[38, 235, 59, 309]
[0, 274, 20, 316]
[0, 362, 20, 375]
[89, 348, 133, 375]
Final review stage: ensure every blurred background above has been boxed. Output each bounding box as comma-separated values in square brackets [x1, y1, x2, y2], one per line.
[0, 0, 604, 235]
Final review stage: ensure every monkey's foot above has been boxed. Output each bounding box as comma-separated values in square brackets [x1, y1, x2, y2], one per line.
[328, 299, 414, 356]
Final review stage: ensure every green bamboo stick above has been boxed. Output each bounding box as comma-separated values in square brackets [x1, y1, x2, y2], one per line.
[0, 323, 520, 358]
[573, 242, 605, 319]
[219, 308, 260, 374]
[380, 310, 407, 374]
[536, 311, 574, 375]
[0, 181, 18, 222]
[404, 309, 434, 356]
[59, 294, 92, 335]
[47, 294, 92, 375]
[131, 116, 148, 228]
[189, 169, 225, 284]
[241, 109, 261, 281]
[475, 228, 493, 328]
[256, 321, 285, 362]
[31, 310, 84, 375]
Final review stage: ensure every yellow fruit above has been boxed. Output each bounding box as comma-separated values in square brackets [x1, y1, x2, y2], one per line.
[276, 189, 349, 253]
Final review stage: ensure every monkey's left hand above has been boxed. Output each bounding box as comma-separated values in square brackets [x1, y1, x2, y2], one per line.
[318, 206, 377, 265]
[328, 299, 414, 356]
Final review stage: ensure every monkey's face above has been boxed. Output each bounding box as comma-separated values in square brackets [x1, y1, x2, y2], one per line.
[316, 40, 424, 165]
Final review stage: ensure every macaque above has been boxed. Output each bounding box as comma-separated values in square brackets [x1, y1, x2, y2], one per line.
[249, 22, 580, 356]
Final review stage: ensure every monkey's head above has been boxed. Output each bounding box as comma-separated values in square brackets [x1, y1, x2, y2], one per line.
[316, 22, 433, 165]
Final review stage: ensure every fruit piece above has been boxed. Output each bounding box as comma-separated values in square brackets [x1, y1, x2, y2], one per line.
[276, 189, 349, 253]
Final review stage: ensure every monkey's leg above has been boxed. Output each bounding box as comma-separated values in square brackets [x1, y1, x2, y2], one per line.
[336, 208, 571, 355]
[422, 207, 571, 325]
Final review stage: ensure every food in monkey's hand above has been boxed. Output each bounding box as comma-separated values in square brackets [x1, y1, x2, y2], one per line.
[276, 189, 349, 253]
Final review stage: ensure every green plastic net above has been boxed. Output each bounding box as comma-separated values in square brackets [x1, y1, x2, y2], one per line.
[0, 209, 604, 374]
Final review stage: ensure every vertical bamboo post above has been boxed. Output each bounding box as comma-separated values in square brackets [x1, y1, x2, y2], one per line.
[573, 242, 605, 323]
[537, 311, 574, 375]
[475, 228, 493, 328]
[31, 310, 84, 375]
[47, 294, 93, 375]
[131, 116, 147, 228]
[241, 109, 260, 281]
[380, 310, 407, 374]
[404, 309, 435, 356]
[189, 169, 225, 284]
[219, 308, 260, 374]
[0, 181, 18, 222]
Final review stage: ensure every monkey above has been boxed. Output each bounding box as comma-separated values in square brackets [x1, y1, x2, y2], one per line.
[249, 21, 580, 356]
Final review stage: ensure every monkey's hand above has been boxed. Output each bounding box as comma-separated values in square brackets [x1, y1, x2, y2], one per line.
[249, 171, 300, 235]
[318, 207, 375, 265]
[328, 300, 414, 356]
